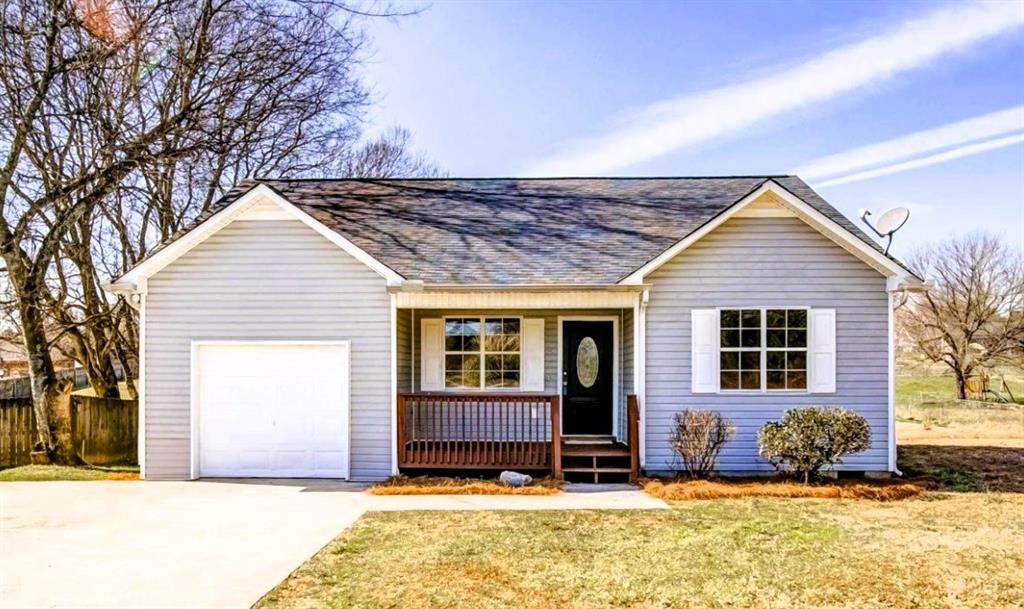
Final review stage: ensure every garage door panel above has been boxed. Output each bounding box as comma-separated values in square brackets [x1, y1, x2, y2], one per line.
[196, 343, 349, 478]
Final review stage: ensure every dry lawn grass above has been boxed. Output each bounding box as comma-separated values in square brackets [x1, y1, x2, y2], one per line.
[642, 477, 927, 501]
[0, 465, 138, 481]
[896, 408, 1024, 447]
[369, 474, 562, 496]
[257, 493, 1024, 609]
[896, 372, 1024, 447]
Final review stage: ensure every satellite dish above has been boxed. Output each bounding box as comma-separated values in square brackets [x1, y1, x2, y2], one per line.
[859, 207, 910, 255]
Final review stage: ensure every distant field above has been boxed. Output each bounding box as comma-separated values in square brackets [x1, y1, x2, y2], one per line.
[896, 368, 1024, 448]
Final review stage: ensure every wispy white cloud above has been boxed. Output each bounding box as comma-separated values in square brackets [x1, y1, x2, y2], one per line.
[814, 132, 1024, 187]
[896, 201, 936, 216]
[797, 106, 1024, 179]
[522, 1, 1024, 176]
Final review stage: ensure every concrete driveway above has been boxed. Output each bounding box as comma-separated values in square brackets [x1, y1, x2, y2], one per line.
[0, 480, 370, 609]
[0, 480, 665, 609]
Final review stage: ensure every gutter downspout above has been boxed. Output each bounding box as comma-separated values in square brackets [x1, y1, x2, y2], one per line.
[886, 276, 929, 477]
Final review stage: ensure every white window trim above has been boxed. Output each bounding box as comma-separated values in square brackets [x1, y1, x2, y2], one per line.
[442, 315, 525, 392]
[716, 306, 811, 395]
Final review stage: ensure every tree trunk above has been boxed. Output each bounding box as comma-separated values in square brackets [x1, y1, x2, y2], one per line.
[47, 378, 75, 464]
[954, 371, 967, 401]
[85, 357, 120, 398]
[16, 276, 76, 464]
[21, 298, 56, 458]
[114, 340, 138, 400]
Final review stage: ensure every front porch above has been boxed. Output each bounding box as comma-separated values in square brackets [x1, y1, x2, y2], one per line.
[393, 297, 644, 482]
[397, 393, 639, 482]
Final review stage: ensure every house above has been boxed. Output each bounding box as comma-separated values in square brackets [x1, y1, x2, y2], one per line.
[107, 177, 923, 482]
[0, 334, 76, 381]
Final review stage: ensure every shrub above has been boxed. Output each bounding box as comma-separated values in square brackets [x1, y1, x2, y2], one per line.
[757, 407, 871, 483]
[668, 409, 736, 478]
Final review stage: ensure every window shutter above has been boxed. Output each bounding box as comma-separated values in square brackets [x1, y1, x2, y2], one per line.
[691, 309, 718, 393]
[808, 309, 837, 393]
[522, 318, 545, 392]
[420, 318, 444, 391]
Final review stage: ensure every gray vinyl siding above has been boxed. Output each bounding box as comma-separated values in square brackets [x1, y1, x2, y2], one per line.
[619, 308, 634, 443]
[644, 216, 890, 473]
[409, 310, 633, 430]
[144, 218, 392, 481]
[396, 309, 412, 393]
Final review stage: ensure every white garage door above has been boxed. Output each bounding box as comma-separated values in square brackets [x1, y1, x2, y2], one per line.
[195, 342, 349, 478]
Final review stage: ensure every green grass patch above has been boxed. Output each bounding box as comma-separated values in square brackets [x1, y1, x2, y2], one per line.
[0, 464, 138, 481]
[933, 466, 985, 492]
[896, 371, 1024, 406]
[257, 494, 1024, 609]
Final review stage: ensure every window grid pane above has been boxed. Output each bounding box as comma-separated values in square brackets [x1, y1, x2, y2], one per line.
[445, 317, 522, 389]
[765, 309, 807, 390]
[444, 317, 480, 388]
[721, 308, 807, 392]
[720, 309, 762, 390]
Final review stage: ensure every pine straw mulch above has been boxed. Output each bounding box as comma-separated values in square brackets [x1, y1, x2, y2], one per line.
[368, 474, 563, 496]
[642, 477, 929, 502]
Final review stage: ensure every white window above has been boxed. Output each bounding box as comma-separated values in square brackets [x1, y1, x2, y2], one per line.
[719, 308, 807, 392]
[444, 317, 521, 389]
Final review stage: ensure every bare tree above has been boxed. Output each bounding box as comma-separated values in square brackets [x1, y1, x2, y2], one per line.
[900, 233, 1024, 399]
[0, 0, 398, 461]
[342, 126, 444, 178]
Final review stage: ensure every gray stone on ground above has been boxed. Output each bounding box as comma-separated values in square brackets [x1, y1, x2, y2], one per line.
[499, 471, 532, 487]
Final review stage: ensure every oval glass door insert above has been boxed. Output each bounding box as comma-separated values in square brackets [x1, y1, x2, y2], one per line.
[576, 337, 599, 388]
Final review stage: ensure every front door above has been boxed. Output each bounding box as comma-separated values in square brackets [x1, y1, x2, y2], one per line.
[562, 320, 614, 435]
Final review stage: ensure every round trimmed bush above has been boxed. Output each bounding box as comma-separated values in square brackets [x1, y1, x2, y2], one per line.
[757, 407, 871, 483]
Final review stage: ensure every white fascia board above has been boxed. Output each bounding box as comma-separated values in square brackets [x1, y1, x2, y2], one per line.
[109, 184, 404, 292]
[619, 180, 920, 285]
[393, 289, 640, 309]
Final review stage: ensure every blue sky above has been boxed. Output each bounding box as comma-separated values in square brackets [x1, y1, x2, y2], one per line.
[360, 0, 1024, 256]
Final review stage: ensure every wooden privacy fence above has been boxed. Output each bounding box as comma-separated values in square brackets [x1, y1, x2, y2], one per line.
[398, 393, 560, 472]
[71, 396, 138, 466]
[0, 396, 137, 467]
[0, 398, 35, 468]
[0, 368, 90, 399]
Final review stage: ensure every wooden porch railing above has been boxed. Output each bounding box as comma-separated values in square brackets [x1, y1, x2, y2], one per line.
[398, 393, 561, 474]
[627, 394, 640, 482]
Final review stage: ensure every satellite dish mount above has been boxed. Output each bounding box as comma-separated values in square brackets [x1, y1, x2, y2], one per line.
[859, 207, 910, 255]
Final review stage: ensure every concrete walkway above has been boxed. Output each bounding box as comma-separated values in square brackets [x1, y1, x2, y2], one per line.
[0, 480, 665, 609]
[369, 483, 668, 511]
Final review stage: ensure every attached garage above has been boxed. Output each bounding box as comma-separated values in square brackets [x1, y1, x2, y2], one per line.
[192, 341, 350, 479]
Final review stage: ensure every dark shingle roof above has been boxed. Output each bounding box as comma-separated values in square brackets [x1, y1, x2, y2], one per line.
[160, 176, 899, 285]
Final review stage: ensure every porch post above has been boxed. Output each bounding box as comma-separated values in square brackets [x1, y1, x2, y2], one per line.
[550, 395, 562, 480]
[634, 289, 647, 467]
[390, 293, 399, 475]
[627, 394, 640, 482]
